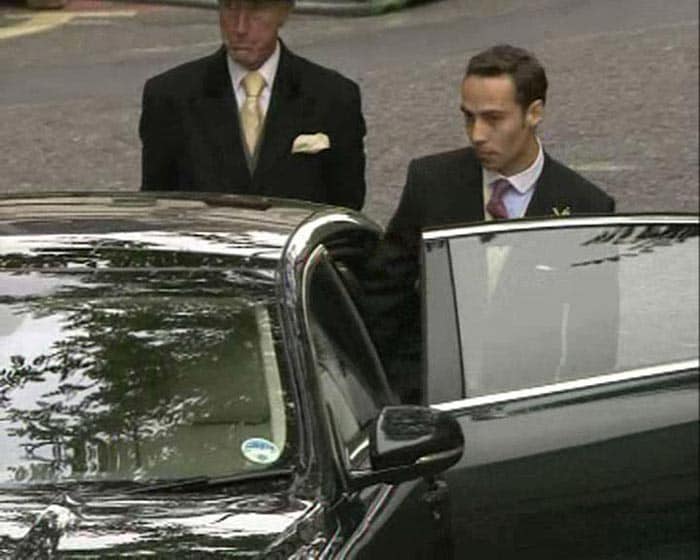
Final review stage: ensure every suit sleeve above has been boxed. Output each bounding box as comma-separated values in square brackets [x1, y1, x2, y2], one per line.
[386, 159, 424, 251]
[139, 79, 180, 191]
[324, 82, 366, 210]
[359, 160, 425, 402]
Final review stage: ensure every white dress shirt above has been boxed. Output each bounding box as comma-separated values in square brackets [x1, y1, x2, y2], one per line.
[226, 41, 281, 117]
[482, 138, 544, 220]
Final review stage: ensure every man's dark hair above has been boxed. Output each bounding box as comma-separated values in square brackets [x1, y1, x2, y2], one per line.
[466, 45, 548, 110]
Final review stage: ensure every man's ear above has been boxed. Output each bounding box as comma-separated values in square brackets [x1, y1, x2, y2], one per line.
[525, 99, 544, 128]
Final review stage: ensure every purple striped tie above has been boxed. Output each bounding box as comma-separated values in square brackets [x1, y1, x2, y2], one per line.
[486, 178, 511, 220]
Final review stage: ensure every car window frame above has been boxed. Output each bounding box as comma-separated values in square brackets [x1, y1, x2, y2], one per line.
[302, 244, 393, 472]
[278, 208, 384, 489]
[421, 214, 700, 410]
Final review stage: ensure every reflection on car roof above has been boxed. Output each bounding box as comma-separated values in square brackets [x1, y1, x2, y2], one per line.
[0, 193, 323, 240]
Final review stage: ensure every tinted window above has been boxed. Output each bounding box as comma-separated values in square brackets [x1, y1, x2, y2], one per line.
[306, 257, 389, 469]
[425, 221, 698, 399]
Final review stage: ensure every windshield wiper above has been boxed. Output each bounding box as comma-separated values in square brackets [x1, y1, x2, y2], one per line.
[124, 467, 294, 494]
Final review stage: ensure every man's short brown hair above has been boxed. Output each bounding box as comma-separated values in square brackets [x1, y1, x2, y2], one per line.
[466, 45, 548, 110]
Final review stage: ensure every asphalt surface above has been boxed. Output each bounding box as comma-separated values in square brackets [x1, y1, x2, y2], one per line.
[1, 0, 698, 225]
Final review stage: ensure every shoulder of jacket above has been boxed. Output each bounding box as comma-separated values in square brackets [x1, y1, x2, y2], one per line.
[286, 50, 359, 93]
[544, 153, 613, 202]
[410, 147, 475, 173]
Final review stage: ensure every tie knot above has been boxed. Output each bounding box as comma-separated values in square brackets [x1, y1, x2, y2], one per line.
[242, 71, 265, 98]
[490, 178, 512, 200]
[486, 178, 512, 220]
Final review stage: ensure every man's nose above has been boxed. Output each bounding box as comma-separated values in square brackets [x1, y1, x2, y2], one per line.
[469, 118, 488, 144]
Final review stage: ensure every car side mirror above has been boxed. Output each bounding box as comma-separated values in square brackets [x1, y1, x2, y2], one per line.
[349, 406, 464, 489]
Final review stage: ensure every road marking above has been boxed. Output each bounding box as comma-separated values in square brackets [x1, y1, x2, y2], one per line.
[0, 10, 135, 41]
[68, 11, 137, 18]
[571, 162, 638, 173]
[0, 13, 74, 41]
[68, 19, 119, 26]
[123, 40, 220, 55]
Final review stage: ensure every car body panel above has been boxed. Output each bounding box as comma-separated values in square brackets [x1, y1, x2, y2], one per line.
[1, 482, 318, 557]
[438, 368, 698, 557]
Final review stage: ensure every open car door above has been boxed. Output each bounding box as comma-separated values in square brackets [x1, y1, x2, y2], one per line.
[422, 215, 699, 558]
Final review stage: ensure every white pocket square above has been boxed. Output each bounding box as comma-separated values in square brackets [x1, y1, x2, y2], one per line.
[291, 133, 330, 154]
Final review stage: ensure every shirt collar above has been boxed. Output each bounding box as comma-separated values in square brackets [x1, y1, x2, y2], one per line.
[227, 40, 281, 94]
[483, 138, 544, 194]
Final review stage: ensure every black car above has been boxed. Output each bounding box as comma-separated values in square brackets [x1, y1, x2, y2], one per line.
[0, 193, 697, 558]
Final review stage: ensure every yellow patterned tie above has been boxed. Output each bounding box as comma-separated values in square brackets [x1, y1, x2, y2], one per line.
[240, 71, 266, 154]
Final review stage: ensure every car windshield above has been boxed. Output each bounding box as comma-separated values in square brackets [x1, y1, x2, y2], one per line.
[0, 237, 295, 487]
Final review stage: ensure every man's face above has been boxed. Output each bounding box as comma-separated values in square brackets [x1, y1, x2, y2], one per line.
[460, 74, 543, 176]
[219, 0, 291, 70]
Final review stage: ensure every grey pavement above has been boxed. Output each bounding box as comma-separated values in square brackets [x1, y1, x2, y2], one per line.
[0, 0, 698, 225]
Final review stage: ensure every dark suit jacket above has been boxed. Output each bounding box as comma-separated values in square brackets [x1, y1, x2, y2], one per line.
[387, 146, 615, 246]
[366, 146, 617, 404]
[139, 43, 366, 210]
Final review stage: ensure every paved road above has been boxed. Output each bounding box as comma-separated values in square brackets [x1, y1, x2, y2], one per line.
[1, 0, 697, 224]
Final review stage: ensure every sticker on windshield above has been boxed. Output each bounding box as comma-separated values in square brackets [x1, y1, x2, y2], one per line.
[241, 438, 281, 465]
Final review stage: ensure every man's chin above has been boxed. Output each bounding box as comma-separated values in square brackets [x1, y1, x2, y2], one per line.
[228, 49, 263, 70]
[476, 153, 502, 172]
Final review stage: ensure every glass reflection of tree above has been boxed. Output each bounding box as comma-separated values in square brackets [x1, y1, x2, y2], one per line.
[575, 224, 698, 267]
[1, 243, 276, 484]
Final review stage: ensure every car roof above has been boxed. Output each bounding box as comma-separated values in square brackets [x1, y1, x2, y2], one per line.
[0, 192, 324, 241]
[0, 193, 338, 275]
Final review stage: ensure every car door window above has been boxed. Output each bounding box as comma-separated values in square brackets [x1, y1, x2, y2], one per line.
[304, 251, 391, 469]
[424, 218, 698, 402]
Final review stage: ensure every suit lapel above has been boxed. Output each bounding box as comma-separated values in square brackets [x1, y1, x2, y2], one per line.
[525, 152, 560, 218]
[457, 148, 485, 223]
[252, 44, 303, 189]
[194, 47, 251, 191]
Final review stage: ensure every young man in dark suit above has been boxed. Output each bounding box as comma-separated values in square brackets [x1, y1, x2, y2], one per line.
[139, 0, 366, 210]
[370, 45, 617, 403]
[388, 44, 614, 247]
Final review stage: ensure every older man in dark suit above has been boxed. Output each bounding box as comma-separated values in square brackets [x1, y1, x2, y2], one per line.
[139, 0, 366, 210]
